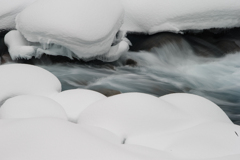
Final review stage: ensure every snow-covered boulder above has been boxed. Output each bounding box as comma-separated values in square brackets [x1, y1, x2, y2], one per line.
[120, 0, 240, 34]
[50, 89, 106, 123]
[78, 93, 202, 137]
[0, 95, 67, 120]
[13, 0, 129, 61]
[160, 93, 232, 123]
[0, 64, 61, 105]
[0, 0, 36, 29]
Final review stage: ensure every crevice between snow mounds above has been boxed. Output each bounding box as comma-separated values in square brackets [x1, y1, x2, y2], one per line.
[5, 0, 129, 62]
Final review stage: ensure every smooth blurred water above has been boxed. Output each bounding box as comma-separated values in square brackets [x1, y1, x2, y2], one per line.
[39, 40, 240, 124]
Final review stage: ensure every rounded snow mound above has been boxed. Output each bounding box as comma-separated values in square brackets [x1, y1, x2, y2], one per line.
[15, 0, 129, 61]
[0, 95, 67, 120]
[0, 64, 61, 105]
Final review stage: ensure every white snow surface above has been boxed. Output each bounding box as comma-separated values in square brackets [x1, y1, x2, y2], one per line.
[120, 0, 240, 34]
[0, 64, 61, 105]
[50, 89, 106, 123]
[0, 0, 36, 29]
[0, 95, 67, 120]
[15, 0, 129, 61]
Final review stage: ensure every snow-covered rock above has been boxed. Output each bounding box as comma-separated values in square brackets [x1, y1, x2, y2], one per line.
[14, 0, 129, 61]
[0, 64, 61, 105]
[160, 93, 232, 123]
[120, 0, 240, 34]
[78, 93, 203, 137]
[0, 95, 67, 120]
[50, 89, 106, 123]
[0, 0, 36, 29]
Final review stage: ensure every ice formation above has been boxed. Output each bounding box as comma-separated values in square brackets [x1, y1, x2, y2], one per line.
[12, 0, 129, 61]
[0, 0, 36, 29]
[0, 64, 61, 105]
[120, 0, 240, 34]
[0, 95, 67, 120]
[50, 89, 106, 123]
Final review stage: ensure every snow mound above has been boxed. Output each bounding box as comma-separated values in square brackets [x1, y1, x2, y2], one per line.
[78, 93, 202, 137]
[120, 0, 240, 34]
[50, 89, 106, 123]
[0, 0, 36, 29]
[160, 93, 232, 123]
[0, 64, 61, 105]
[0, 95, 67, 120]
[4, 30, 36, 60]
[15, 0, 129, 61]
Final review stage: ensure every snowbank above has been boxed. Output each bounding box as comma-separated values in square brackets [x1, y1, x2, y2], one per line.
[0, 92, 239, 160]
[14, 0, 129, 61]
[0, 95, 67, 120]
[120, 0, 240, 34]
[50, 89, 106, 123]
[160, 93, 232, 123]
[0, 0, 36, 29]
[0, 64, 61, 105]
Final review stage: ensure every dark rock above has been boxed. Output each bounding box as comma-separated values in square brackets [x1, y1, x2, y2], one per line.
[185, 35, 224, 57]
[214, 40, 240, 54]
[127, 32, 185, 51]
[0, 53, 12, 64]
[93, 88, 121, 97]
[126, 59, 137, 67]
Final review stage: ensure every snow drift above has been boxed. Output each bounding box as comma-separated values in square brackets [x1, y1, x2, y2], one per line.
[120, 0, 240, 34]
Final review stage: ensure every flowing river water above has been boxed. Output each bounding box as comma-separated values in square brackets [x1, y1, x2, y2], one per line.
[1, 30, 240, 125]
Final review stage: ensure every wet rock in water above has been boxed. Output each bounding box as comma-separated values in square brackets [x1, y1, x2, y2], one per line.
[185, 35, 224, 57]
[125, 59, 137, 66]
[214, 40, 240, 54]
[0, 53, 12, 64]
[127, 32, 185, 51]
[92, 88, 121, 97]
